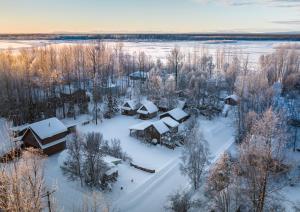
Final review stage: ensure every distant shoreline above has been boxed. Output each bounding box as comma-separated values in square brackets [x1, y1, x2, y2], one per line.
[1, 33, 300, 42]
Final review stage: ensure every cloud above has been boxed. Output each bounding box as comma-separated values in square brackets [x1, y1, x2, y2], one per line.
[272, 20, 300, 25]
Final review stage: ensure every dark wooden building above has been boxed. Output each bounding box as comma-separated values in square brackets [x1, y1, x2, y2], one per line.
[129, 120, 170, 142]
[21, 118, 69, 155]
[121, 100, 140, 115]
[137, 100, 159, 120]
[224, 94, 240, 106]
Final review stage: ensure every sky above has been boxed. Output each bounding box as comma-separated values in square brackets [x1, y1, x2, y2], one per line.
[0, 0, 300, 33]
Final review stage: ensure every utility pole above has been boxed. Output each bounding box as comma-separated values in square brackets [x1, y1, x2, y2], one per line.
[42, 189, 55, 212]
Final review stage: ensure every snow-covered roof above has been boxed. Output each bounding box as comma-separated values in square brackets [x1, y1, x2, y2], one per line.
[225, 94, 239, 102]
[28, 118, 68, 140]
[152, 120, 170, 135]
[161, 117, 179, 128]
[161, 108, 189, 121]
[121, 99, 139, 110]
[129, 120, 170, 135]
[129, 121, 152, 131]
[137, 100, 158, 114]
[103, 155, 122, 165]
[105, 167, 118, 176]
[129, 71, 149, 79]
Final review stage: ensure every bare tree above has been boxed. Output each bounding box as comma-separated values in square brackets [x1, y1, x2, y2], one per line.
[82, 132, 109, 188]
[0, 148, 48, 211]
[61, 132, 84, 186]
[165, 190, 200, 212]
[167, 46, 184, 90]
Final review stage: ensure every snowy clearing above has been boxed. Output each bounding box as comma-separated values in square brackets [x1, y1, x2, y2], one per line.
[42, 113, 236, 211]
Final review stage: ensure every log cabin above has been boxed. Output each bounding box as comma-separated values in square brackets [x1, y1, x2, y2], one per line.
[121, 99, 140, 115]
[137, 100, 159, 120]
[21, 118, 69, 155]
[129, 120, 170, 142]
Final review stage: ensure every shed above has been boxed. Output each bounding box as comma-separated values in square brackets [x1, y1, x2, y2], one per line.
[21, 118, 69, 155]
[137, 100, 159, 119]
[121, 99, 140, 115]
[224, 94, 240, 106]
[160, 108, 189, 123]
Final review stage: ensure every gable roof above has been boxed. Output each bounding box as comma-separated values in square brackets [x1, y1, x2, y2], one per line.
[28, 118, 68, 140]
[161, 117, 180, 128]
[225, 94, 239, 102]
[137, 100, 158, 114]
[161, 108, 188, 121]
[129, 71, 149, 79]
[121, 99, 139, 110]
[129, 121, 152, 131]
[152, 120, 170, 135]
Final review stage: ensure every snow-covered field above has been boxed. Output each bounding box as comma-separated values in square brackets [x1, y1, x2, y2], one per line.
[43, 113, 236, 211]
[1, 39, 300, 67]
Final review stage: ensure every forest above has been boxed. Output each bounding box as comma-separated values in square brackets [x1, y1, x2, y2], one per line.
[0, 40, 300, 211]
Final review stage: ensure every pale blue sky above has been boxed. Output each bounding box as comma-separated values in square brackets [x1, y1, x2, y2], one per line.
[0, 0, 300, 33]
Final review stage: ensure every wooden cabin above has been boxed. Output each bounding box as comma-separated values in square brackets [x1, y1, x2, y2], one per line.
[129, 120, 170, 142]
[129, 121, 152, 139]
[21, 118, 69, 155]
[149, 120, 170, 142]
[137, 100, 159, 120]
[161, 117, 180, 133]
[160, 108, 189, 123]
[224, 94, 240, 106]
[121, 100, 140, 115]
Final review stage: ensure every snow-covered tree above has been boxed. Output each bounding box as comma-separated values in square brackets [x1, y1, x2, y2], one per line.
[180, 123, 210, 190]
[82, 133, 109, 188]
[61, 132, 84, 186]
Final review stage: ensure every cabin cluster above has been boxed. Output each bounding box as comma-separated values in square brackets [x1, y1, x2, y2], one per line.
[123, 99, 189, 145]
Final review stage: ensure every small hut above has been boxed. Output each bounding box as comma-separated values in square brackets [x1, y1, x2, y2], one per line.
[21, 118, 69, 155]
[224, 94, 240, 106]
[160, 108, 189, 123]
[137, 100, 159, 120]
[121, 100, 140, 115]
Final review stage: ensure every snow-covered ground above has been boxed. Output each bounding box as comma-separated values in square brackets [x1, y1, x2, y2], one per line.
[43, 113, 236, 211]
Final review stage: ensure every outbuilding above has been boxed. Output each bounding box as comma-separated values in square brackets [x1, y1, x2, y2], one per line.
[137, 100, 159, 119]
[21, 118, 69, 155]
[224, 94, 240, 106]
